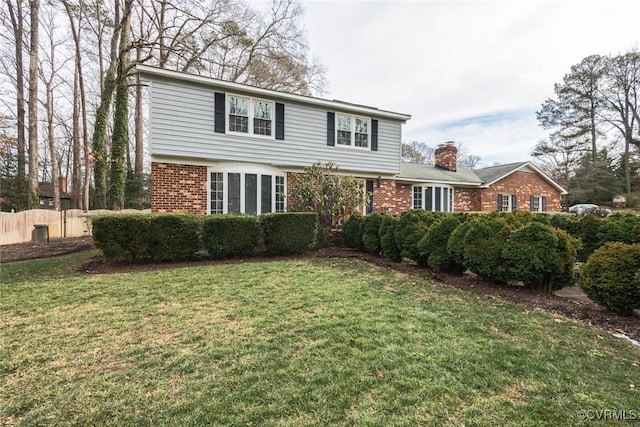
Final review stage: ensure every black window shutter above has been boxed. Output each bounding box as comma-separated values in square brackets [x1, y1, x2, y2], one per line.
[497, 194, 503, 211]
[327, 112, 335, 146]
[511, 195, 517, 211]
[275, 103, 285, 140]
[530, 196, 535, 212]
[371, 119, 378, 151]
[542, 196, 547, 212]
[214, 92, 226, 133]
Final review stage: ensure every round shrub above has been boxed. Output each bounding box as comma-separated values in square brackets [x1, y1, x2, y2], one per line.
[581, 242, 640, 315]
[502, 222, 579, 292]
[394, 210, 443, 262]
[202, 214, 259, 259]
[446, 219, 474, 267]
[362, 212, 385, 254]
[462, 217, 511, 282]
[379, 215, 401, 261]
[598, 213, 640, 245]
[342, 212, 365, 250]
[419, 215, 465, 273]
[261, 212, 318, 255]
[574, 214, 605, 261]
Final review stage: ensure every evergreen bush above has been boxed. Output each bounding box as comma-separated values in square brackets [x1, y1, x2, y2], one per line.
[202, 215, 260, 259]
[361, 212, 385, 254]
[261, 212, 318, 255]
[379, 215, 402, 261]
[419, 215, 465, 273]
[581, 242, 640, 315]
[342, 212, 365, 249]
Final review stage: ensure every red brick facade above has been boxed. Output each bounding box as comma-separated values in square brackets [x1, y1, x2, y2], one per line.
[151, 162, 561, 215]
[435, 143, 458, 172]
[151, 162, 208, 214]
[478, 171, 561, 212]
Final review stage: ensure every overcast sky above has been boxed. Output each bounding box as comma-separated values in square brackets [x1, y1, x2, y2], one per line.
[295, 0, 639, 166]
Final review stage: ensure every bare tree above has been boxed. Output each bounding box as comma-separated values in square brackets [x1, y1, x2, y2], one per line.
[27, 0, 40, 208]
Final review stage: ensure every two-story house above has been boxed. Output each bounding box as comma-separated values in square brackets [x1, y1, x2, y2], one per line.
[138, 65, 566, 215]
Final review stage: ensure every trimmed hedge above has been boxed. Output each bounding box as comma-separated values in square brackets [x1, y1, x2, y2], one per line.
[502, 222, 579, 292]
[379, 215, 401, 261]
[361, 212, 385, 254]
[202, 215, 259, 259]
[462, 217, 511, 282]
[92, 213, 201, 262]
[261, 212, 318, 255]
[395, 210, 443, 263]
[420, 216, 465, 273]
[342, 212, 366, 250]
[581, 242, 640, 314]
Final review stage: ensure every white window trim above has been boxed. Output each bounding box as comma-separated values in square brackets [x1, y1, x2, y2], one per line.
[531, 195, 545, 212]
[207, 164, 286, 215]
[501, 194, 514, 212]
[226, 94, 275, 140]
[412, 184, 454, 212]
[335, 113, 371, 150]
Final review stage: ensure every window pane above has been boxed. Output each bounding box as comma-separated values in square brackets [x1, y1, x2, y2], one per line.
[261, 175, 272, 213]
[275, 176, 285, 212]
[229, 97, 248, 115]
[210, 172, 224, 214]
[413, 186, 423, 210]
[228, 173, 241, 213]
[443, 187, 449, 212]
[425, 187, 433, 211]
[354, 132, 368, 148]
[337, 114, 351, 131]
[449, 188, 454, 212]
[355, 118, 368, 134]
[254, 101, 272, 120]
[254, 118, 272, 136]
[434, 187, 442, 211]
[337, 130, 351, 145]
[245, 174, 257, 215]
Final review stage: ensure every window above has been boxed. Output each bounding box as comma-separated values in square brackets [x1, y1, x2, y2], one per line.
[228, 95, 274, 137]
[413, 186, 423, 210]
[530, 195, 547, 212]
[498, 194, 516, 212]
[413, 185, 454, 212]
[209, 168, 285, 215]
[335, 114, 369, 148]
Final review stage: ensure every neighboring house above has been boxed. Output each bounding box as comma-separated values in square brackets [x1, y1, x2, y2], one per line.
[138, 65, 566, 215]
[39, 178, 72, 210]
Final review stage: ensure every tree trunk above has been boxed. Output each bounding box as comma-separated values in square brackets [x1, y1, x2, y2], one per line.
[27, 0, 40, 209]
[6, 0, 26, 182]
[108, 0, 133, 210]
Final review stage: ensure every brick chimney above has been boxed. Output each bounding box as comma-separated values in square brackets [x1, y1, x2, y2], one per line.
[58, 176, 67, 194]
[434, 141, 457, 172]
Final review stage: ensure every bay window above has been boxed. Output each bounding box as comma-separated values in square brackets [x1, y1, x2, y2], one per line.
[209, 167, 285, 214]
[412, 185, 454, 212]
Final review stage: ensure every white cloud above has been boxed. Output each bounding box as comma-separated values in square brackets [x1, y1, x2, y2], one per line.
[299, 0, 639, 164]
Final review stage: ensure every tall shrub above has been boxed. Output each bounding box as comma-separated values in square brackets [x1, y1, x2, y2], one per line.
[573, 214, 605, 261]
[581, 242, 640, 314]
[419, 215, 465, 273]
[379, 215, 401, 261]
[462, 217, 511, 282]
[202, 215, 260, 259]
[502, 222, 579, 292]
[342, 212, 365, 250]
[261, 212, 318, 255]
[362, 212, 385, 254]
[394, 210, 443, 262]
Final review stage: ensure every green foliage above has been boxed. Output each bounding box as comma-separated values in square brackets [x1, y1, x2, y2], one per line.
[342, 212, 366, 250]
[394, 210, 443, 263]
[462, 217, 511, 283]
[108, 76, 129, 210]
[581, 242, 640, 314]
[361, 212, 385, 254]
[261, 212, 318, 255]
[202, 215, 260, 259]
[92, 214, 152, 261]
[92, 214, 201, 262]
[446, 219, 474, 267]
[547, 213, 577, 235]
[626, 192, 640, 208]
[598, 213, 640, 245]
[420, 216, 465, 273]
[379, 215, 401, 261]
[573, 214, 605, 261]
[502, 222, 579, 292]
[0, 178, 28, 212]
[288, 162, 368, 230]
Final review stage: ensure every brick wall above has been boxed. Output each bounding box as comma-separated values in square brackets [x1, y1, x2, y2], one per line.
[479, 171, 562, 212]
[454, 188, 481, 211]
[435, 143, 457, 172]
[372, 179, 412, 214]
[151, 162, 208, 214]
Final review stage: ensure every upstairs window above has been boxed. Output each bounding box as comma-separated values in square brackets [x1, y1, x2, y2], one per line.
[335, 114, 370, 148]
[227, 95, 274, 138]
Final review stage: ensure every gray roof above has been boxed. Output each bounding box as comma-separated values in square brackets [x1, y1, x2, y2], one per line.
[474, 162, 529, 185]
[398, 163, 483, 185]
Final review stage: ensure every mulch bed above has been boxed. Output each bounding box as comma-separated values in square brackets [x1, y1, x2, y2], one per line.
[2, 236, 638, 342]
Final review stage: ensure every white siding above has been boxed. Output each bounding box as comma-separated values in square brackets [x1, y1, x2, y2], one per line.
[149, 77, 403, 174]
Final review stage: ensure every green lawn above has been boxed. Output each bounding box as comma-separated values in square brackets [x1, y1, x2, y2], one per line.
[1, 252, 638, 426]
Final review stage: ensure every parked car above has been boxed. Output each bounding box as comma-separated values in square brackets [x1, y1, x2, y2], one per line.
[569, 204, 611, 217]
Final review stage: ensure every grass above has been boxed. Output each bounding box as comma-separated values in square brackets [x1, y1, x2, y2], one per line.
[1, 252, 639, 426]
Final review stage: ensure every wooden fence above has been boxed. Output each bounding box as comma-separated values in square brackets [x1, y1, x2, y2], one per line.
[1, 209, 151, 245]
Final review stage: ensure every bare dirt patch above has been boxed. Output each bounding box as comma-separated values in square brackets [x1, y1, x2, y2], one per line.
[2, 237, 638, 342]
